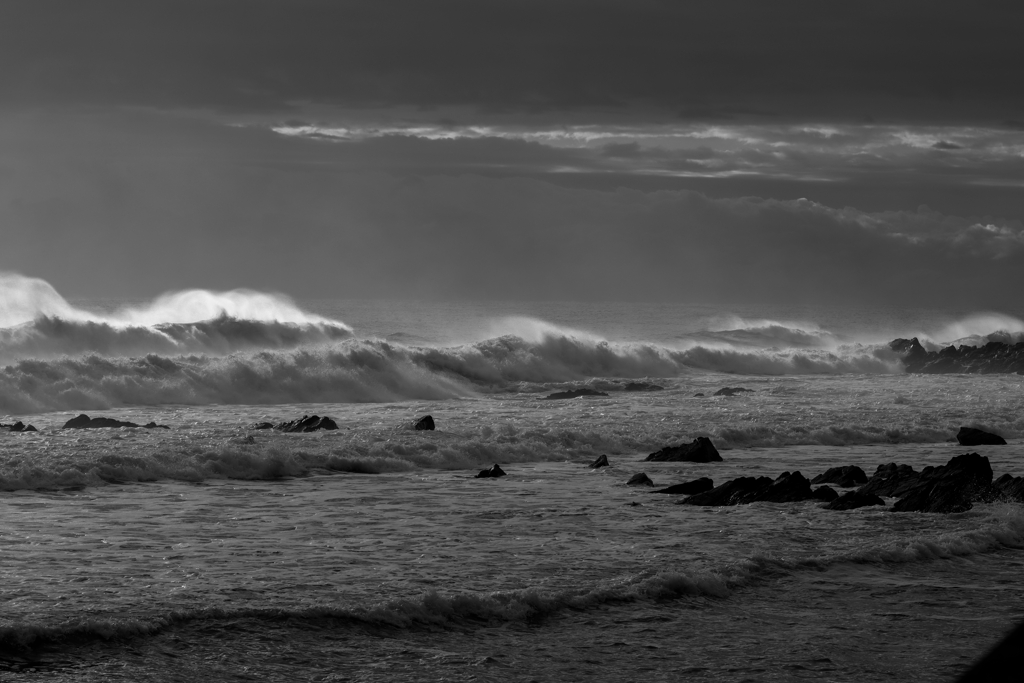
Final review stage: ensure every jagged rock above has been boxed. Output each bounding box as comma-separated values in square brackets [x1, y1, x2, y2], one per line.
[623, 382, 664, 392]
[626, 473, 654, 487]
[544, 388, 609, 400]
[476, 464, 507, 478]
[992, 473, 1024, 502]
[812, 485, 839, 502]
[645, 437, 722, 463]
[680, 471, 814, 506]
[590, 454, 610, 468]
[956, 427, 1006, 446]
[891, 452, 993, 513]
[890, 336, 1024, 374]
[653, 477, 714, 495]
[275, 415, 339, 433]
[249, 422, 275, 430]
[859, 463, 921, 497]
[10, 421, 26, 432]
[63, 414, 141, 429]
[414, 415, 435, 431]
[810, 466, 868, 487]
[714, 387, 753, 396]
[826, 490, 886, 510]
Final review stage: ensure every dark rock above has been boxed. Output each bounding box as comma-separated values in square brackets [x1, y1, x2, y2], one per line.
[623, 382, 664, 392]
[826, 490, 886, 511]
[956, 427, 1006, 446]
[692, 393, 705, 397]
[23, 424, 38, 432]
[680, 471, 814, 506]
[10, 421, 25, 432]
[645, 437, 722, 463]
[414, 415, 435, 431]
[653, 477, 714, 495]
[274, 415, 339, 433]
[714, 387, 753, 396]
[476, 464, 507, 478]
[63, 414, 141, 429]
[626, 473, 654, 487]
[812, 485, 839, 502]
[859, 463, 920, 497]
[891, 452, 993, 513]
[142, 422, 170, 429]
[249, 422, 275, 430]
[992, 473, 1024, 502]
[544, 388, 609, 400]
[590, 454, 610, 468]
[810, 465, 868, 487]
[956, 619, 1024, 683]
[890, 336, 1024, 374]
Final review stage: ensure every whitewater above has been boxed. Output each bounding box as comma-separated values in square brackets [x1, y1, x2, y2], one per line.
[1, 272, 1023, 681]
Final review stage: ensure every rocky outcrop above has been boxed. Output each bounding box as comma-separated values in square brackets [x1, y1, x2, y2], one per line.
[544, 388, 609, 400]
[645, 437, 722, 463]
[4, 421, 38, 432]
[812, 485, 839, 502]
[714, 387, 753, 396]
[992, 473, 1024, 502]
[623, 382, 664, 392]
[62, 414, 168, 429]
[810, 466, 867, 487]
[956, 427, 1006, 446]
[274, 415, 339, 432]
[476, 464, 507, 478]
[859, 463, 921, 497]
[889, 337, 1024, 374]
[589, 454, 610, 468]
[890, 452, 993, 513]
[680, 471, 814, 506]
[414, 415, 435, 431]
[626, 473, 654, 487]
[825, 490, 886, 510]
[653, 477, 713, 495]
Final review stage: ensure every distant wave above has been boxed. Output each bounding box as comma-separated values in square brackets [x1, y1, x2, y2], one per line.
[4, 506, 1021, 650]
[0, 335, 903, 412]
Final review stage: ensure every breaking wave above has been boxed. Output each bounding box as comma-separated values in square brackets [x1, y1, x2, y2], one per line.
[3, 506, 1021, 651]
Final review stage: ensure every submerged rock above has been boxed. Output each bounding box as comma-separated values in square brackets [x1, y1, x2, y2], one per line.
[142, 422, 170, 430]
[956, 427, 1006, 446]
[645, 437, 722, 463]
[626, 473, 654, 487]
[275, 415, 339, 433]
[810, 466, 868, 487]
[653, 477, 713, 495]
[680, 471, 814, 506]
[476, 464, 507, 479]
[544, 388, 609, 400]
[825, 490, 886, 511]
[891, 452, 993, 513]
[249, 422, 275, 430]
[714, 387, 753, 396]
[623, 382, 664, 392]
[414, 415, 436, 431]
[589, 454, 610, 468]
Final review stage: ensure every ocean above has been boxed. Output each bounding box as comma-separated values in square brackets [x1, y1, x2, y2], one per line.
[1, 273, 1023, 681]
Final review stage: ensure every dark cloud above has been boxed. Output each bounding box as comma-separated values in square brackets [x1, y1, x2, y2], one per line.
[1, 108, 1021, 308]
[3, 0, 1023, 124]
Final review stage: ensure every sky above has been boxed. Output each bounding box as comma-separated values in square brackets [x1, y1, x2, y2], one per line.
[1, 0, 1023, 307]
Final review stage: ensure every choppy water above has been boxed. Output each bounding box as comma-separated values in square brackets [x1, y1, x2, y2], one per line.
[1, 273, 1023, 681]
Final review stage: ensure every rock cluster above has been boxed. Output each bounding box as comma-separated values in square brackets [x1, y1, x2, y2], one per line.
[475, 464, 506, 479]
[810, 466, 867, 488]
[2, 421, 38, 432]
[544, 388, 609, 400]
[62, 414, 169, 429]
[890, 337, 1024, 374]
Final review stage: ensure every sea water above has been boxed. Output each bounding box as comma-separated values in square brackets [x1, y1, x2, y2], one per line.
[1, 274, 1023, 681]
